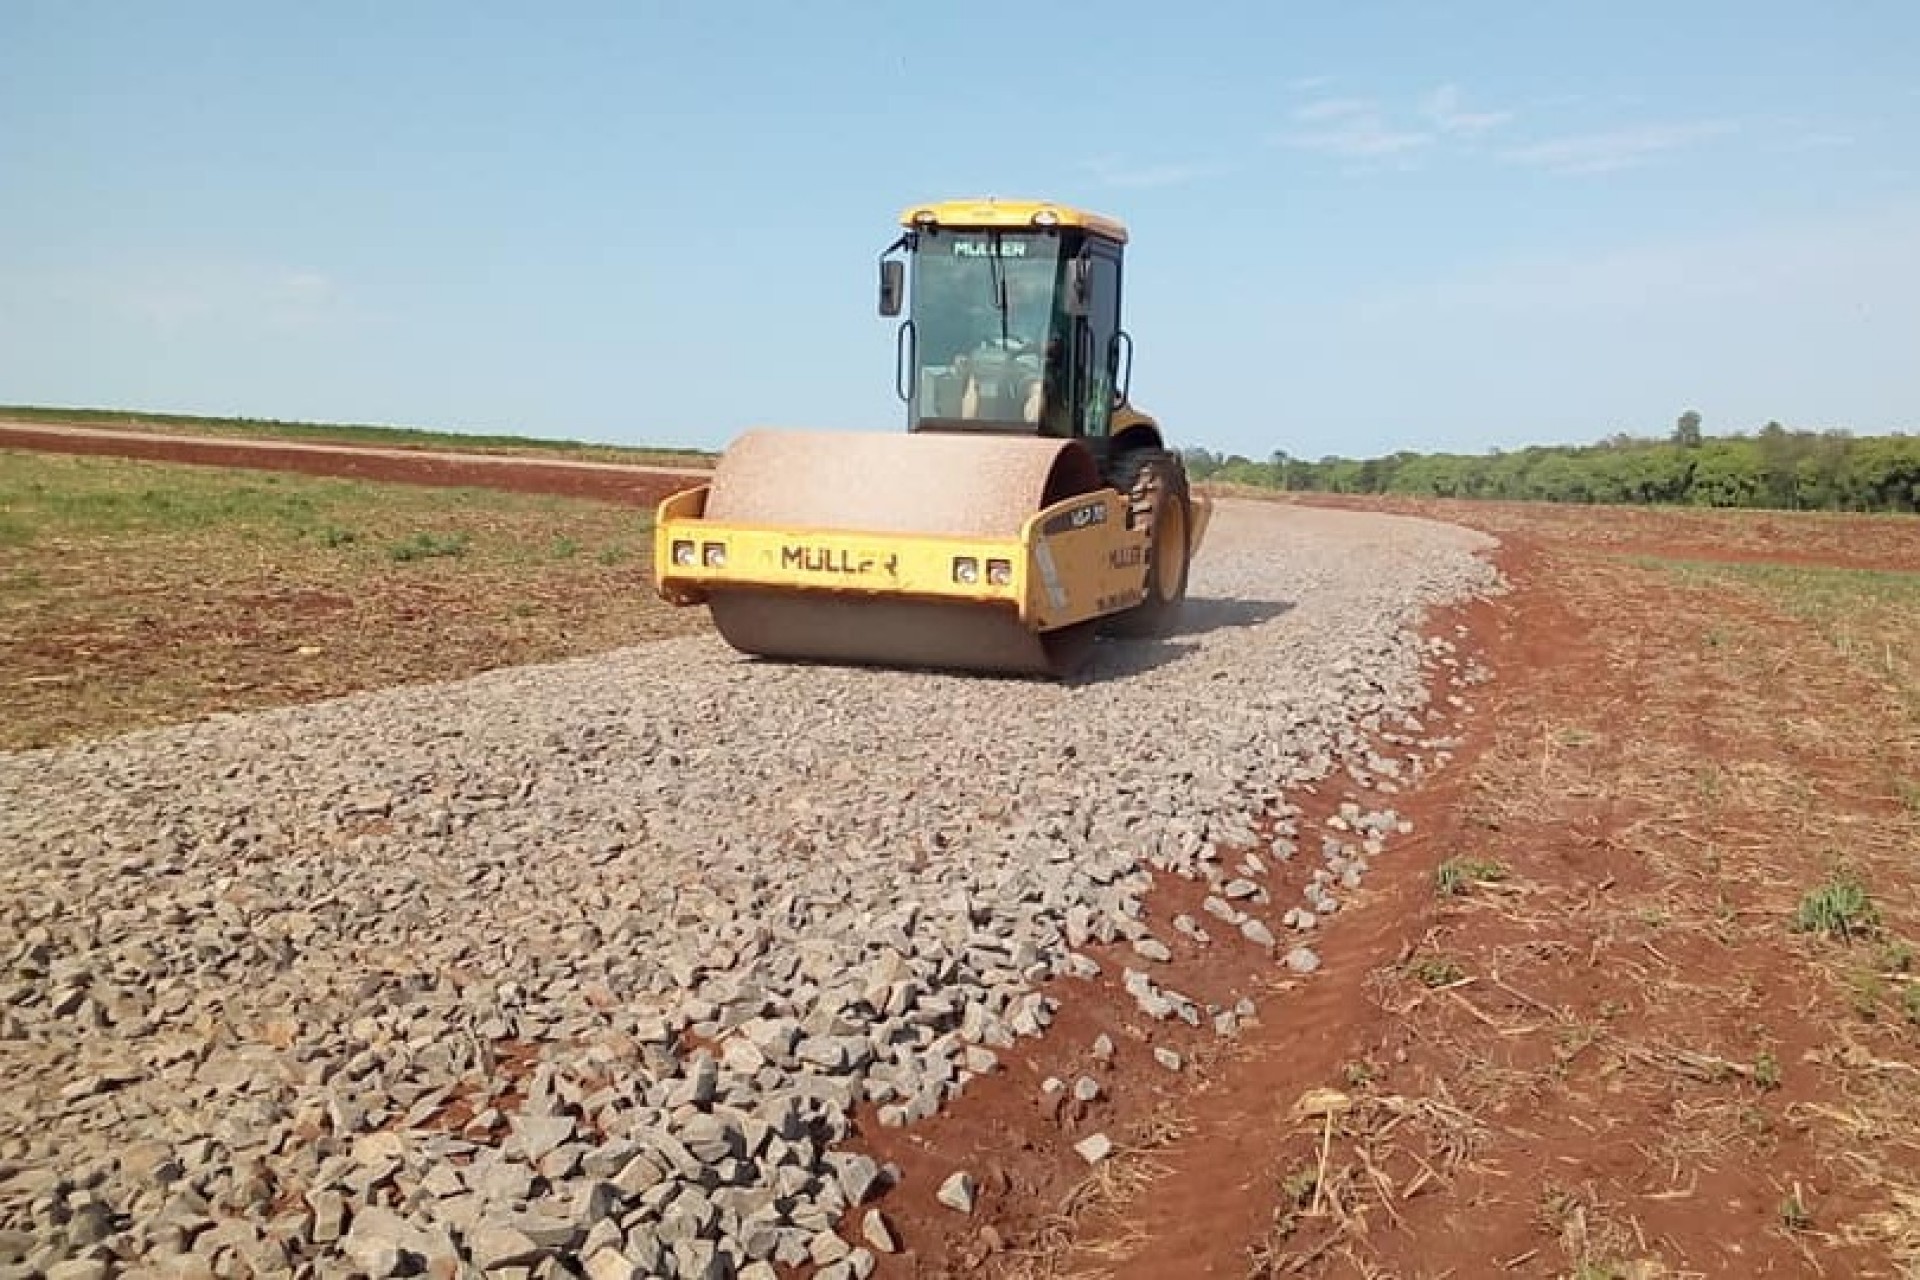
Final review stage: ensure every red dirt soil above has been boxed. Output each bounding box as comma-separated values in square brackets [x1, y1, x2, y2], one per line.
[838, 508, 1917, 1277]
[0, 422, 703, 508]
[1284, 490, 1920, 573]
[831, 571, 1511, 1280]
[7, 427, 1914, 1278]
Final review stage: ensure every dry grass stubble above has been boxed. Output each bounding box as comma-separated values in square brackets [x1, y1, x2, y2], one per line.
[1244, 543, 1918, 1278]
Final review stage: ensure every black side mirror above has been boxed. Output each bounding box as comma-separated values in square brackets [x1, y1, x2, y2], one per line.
[879, 260, 904, 317]
[1065, 257, 1091, 317]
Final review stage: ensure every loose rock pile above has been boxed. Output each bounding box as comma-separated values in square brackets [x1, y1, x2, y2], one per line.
[0, 501, 1499, 1276]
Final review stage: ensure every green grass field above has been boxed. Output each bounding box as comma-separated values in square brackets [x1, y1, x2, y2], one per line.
[1, 450, 647, 557]
[1635, 554, 1920, 824]
[0, 403, 717, 468]
[0, 450, 702, 750]
[1638, 557, 1920, 709]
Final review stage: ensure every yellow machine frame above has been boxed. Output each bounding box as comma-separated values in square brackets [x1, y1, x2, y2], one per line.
[655, 482, 1192, 634]
[897, 197, 1130, 243]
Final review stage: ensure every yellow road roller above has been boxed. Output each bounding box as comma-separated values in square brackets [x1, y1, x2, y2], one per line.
[654, 196, 1212, 678]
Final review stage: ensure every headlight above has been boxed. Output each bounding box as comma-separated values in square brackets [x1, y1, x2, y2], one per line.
[702, 542, 727, 568]
[672, 540, 696, 566]
[952, 557, 979, 584]
[986, 558, 1013, 586]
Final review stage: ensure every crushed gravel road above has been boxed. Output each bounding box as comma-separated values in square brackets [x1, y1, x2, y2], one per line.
[0, 498, 1500, 1278]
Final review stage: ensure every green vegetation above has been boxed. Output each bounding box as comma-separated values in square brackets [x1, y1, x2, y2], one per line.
[4, 455, 472, 545]
[7, 471, 340, 538]
[1570, 1263, 1633, 1280]
[1435, 855, 1509, 896]
[1643, 559, 1920, 720]
[1649, 560, 1920, 613]
[0, 403, 715, 468]
[1277, 1166, 1318, 1208]
[0, 451, 691, 750]
[1847, 940, 1920, 1027]
[1793, 875, 1882, 942]
[0, 452, 661, 577]
[1186, 416, 1920, 513]
[1850, 970, 1890, 1020]
[1405, 955, 1467, 987]
[386, 531, 471, 562]
[0, 454, 662, 573]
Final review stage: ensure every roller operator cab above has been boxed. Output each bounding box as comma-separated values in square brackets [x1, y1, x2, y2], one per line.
[880, 198, 1142, 452]
[653, 197, 1211, 680]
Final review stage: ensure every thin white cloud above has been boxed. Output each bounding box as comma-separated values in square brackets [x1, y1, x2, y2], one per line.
[1288, 75, 1334, 93]
[1079, 155, 1225, 189]
[1277, 85, 1512, 162]
[269, 271, 342, 327]
[1103, 163, 1219, 189]
[122, 282, 218, 332]
[1290, 96, 1373, 123]
[1789, 131, 1855, 150]
[112, 263, 350, 334]
[1277, 100, 1433, 160]
[1314, 198, 1920, 446]
[1761, 118, 1856, 153]
[1337, 198, 1920, 342]
[1421, 83, 1512, 135]
[1500, 120, 1737, 175]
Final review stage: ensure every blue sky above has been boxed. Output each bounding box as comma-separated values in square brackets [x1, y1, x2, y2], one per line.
[2, 2, 1916, 460]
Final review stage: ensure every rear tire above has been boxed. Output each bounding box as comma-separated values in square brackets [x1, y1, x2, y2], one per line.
[1104, 448, 1191, 637]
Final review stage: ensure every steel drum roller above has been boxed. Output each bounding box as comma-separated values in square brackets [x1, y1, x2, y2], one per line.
[699, 430, 1105, 677]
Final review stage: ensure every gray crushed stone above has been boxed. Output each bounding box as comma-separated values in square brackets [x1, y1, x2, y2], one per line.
[0, 498, 1498, 1273]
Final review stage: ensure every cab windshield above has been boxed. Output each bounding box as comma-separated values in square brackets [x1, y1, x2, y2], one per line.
[909, 230, 1067, 431]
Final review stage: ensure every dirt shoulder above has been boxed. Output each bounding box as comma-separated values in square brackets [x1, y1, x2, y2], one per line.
[986, 501, 1918, 1279]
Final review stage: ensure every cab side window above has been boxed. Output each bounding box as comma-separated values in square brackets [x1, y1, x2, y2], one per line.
[1080, 249, 1123, 438]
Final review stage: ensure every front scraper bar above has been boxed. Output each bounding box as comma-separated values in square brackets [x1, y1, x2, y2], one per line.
[653, 484, 1149, 633]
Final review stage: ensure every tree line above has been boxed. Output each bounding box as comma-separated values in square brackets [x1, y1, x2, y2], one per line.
[1183, 415, 1920, 513]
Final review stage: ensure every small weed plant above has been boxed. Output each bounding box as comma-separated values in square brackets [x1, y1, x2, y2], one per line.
[1407, 955, 1467, 988]
[1279, 1167, 1318, 1206]
[1571, 1264, 1628, 1280]
[1792, 874, 1881, 942]
[1435, 855, 1508, 897]
[1898, 777, 1920, 815]
[1850, 971, 1889, 1021]
[387, 531, 471, 563]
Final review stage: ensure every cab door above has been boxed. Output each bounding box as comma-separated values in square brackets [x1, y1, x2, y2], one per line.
[1073, 242, 1124, 440]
